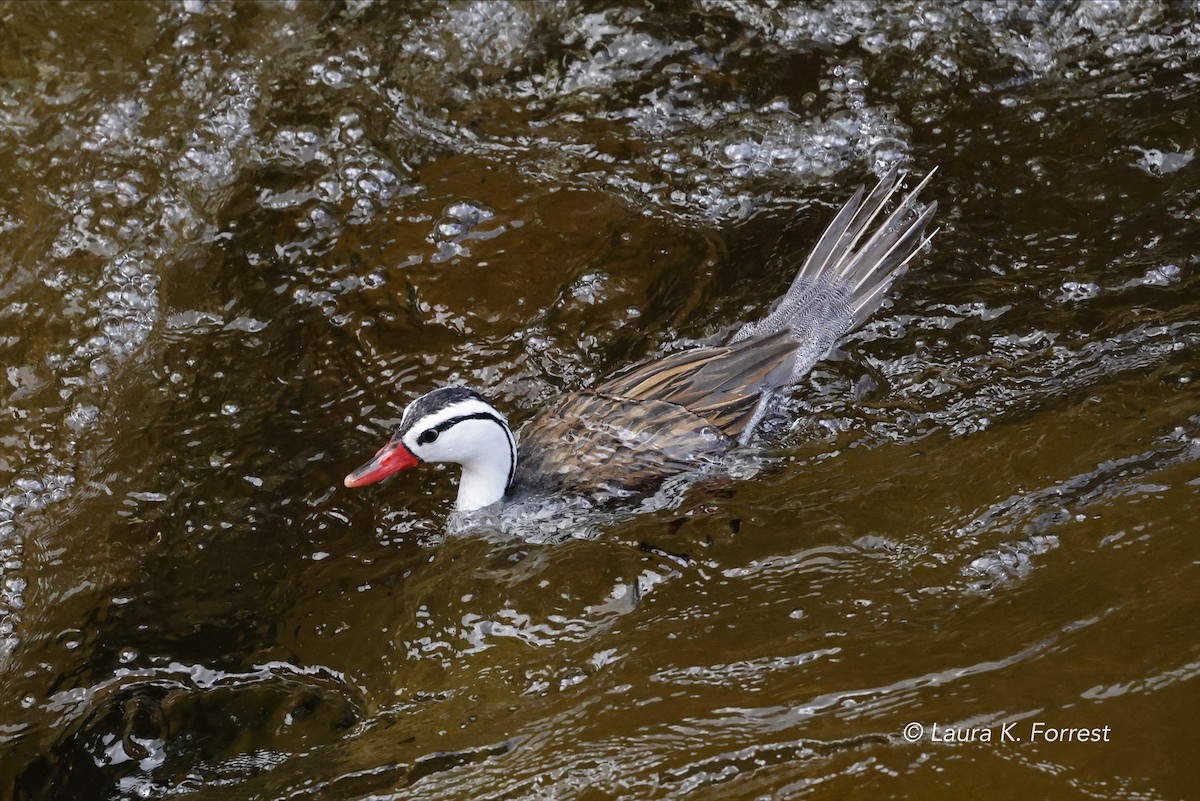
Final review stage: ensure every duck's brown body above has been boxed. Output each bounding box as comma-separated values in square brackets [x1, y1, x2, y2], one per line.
[516, 330, 797, 497]
[345, 166, 937, 513]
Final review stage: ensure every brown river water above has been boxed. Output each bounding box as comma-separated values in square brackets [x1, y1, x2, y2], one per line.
[1, 2, 1198, 799]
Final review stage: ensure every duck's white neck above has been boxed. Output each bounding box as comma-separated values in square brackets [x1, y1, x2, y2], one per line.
[455, 441, 515, 511]
[434, 410, 516, 512]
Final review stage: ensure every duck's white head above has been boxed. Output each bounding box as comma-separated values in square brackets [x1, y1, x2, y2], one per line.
[344, 387, 516, 511]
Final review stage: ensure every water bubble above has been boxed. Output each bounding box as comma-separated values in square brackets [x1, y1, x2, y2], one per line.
[1131, 146, 1194, 176]
[1139, 264, 1180, 286]
[65, 403, 99, 435]
[1058, 281, 1100, 302]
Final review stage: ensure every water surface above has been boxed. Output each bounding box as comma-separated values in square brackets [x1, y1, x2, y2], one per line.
[1, 2, 1197, 799]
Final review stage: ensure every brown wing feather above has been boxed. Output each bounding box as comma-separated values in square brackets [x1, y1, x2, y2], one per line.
[596, 329, 798, 438]
[513, 331, 799, 498]
[516, 393, 731, 497]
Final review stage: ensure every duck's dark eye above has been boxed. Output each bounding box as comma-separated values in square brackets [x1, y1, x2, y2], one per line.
[417, 428, 439, 446]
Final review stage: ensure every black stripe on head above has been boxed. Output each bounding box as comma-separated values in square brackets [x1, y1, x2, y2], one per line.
[426, 411, 504, 437]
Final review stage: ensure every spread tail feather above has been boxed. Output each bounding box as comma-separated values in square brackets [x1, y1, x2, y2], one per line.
[732, 166, 937, 382]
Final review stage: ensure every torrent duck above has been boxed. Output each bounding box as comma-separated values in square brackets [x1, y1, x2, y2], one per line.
[345, 166, 937, 513]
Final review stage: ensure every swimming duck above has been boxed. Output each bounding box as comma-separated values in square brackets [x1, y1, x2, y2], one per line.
[345, 167, 937, 512]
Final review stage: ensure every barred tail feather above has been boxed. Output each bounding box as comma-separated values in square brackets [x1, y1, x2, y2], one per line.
[732, 166, 937, 383]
